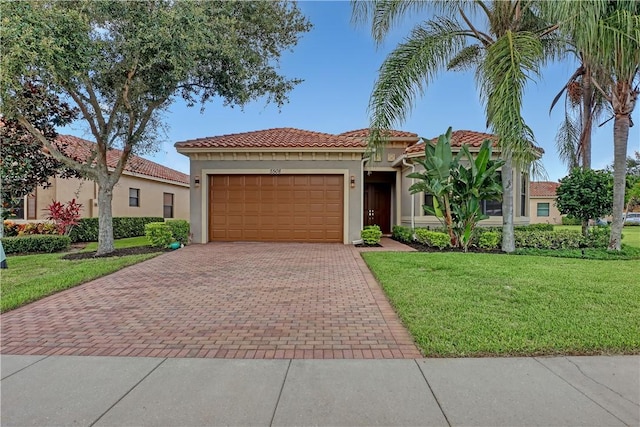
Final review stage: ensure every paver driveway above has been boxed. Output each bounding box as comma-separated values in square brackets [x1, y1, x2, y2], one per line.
[1, 243, 421, 359]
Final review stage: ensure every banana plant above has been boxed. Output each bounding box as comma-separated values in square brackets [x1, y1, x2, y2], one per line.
[409, 127, 505, 251]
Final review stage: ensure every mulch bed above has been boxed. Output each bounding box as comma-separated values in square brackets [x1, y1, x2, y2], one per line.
[62, 246, 170, 260]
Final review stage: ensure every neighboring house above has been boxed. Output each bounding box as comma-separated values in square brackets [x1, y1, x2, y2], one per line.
[175, 127, 537, 244]
[529, 181, 562, 224]
[10, 135, 190, 222]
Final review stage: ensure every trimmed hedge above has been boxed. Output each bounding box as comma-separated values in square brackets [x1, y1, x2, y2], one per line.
[166, 219, 190, 244]
[361, 225, 382, 245]
[562, 215, 582, 225]
[145, 222, 174, 248]
[415, 229, 450, 249]
[478, 231, 500, 249]
[69, 217, 164, 242]
[2, 235, 71, 254]
[514, 229, 583, 249]
[392, 225, 413, 243]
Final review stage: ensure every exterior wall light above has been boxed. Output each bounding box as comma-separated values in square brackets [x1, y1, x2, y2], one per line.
[350, 175, 356, 188]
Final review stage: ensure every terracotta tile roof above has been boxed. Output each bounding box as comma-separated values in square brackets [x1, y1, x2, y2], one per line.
[405, 130, 499, 154]
[339, 128, 418, 138]
[56, 135, 189, 185]
[175, 127, 365, 149]
[530, 181, 560, 197]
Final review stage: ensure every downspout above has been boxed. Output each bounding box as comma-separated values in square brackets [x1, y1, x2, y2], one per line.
[402, 157, 416, 231]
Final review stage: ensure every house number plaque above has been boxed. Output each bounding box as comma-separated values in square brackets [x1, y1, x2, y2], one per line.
[270, 168, 282, 175]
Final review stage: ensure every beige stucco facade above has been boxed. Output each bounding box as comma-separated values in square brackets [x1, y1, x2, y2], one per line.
[17, 172, 189, 221]
[178, 135, 536, 244]
[529, 195, 563, 224]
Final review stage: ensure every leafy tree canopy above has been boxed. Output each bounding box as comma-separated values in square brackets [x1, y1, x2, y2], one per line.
[0, 83, 81, 217]
[0, 0, 311, 254]
[556, 168, 613, 224]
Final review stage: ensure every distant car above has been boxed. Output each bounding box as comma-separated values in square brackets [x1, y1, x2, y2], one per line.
[624, 212, 640, 225]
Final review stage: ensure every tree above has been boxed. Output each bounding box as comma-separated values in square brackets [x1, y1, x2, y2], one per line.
[1, 1, 311, 254]
[408, 127, 504, 251]
[556, 168, 613, 235]
[542, 1, 640, 250]
[353, 0, 554, 253]
[0, 83, 80, 220]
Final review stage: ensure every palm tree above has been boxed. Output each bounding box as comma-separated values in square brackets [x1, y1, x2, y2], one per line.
[543, 1, 640, 250]
[353, 0, 556, 252]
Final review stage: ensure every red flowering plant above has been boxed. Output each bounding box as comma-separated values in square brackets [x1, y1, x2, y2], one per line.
[44, 199, 83, 235]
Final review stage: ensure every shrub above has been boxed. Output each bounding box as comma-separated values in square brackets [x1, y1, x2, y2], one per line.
[2, 235, 71, 254]
[166, 219, 190, 244]
[515, 223, 554, 232]
[562, 215, 582, 225]
[392, 225, 413, 243]
[584, 226, 611, 248]
[44, 199, 82, 235]
[18, 222, 58, 235]
[3, 220, 20, 237]
[361, 225, 382, 245]
[478, 231, 500, 249]
[69, 216, 164, 242]
[514, 229, 583, 250]
[415, 229, 450, 249]
[145, 222, 173, 248]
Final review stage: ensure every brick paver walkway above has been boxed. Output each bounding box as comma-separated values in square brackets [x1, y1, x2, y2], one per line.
[1, 243, 422, 359]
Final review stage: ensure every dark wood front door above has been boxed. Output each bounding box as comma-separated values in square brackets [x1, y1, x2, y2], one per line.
[363, 183, 391, 233]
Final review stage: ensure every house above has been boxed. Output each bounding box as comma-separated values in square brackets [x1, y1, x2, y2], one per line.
[529, 181, 562, 224]
[175, 127, 537, 244]
[10, 135, 190, 222]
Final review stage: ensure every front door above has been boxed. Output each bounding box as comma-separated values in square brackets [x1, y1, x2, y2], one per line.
[363, 183, 391, 234]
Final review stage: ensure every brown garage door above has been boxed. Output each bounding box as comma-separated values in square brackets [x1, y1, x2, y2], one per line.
[209, 174, 343, 242]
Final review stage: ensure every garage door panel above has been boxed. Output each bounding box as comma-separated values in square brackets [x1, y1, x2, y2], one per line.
[209, 174, 343, 242]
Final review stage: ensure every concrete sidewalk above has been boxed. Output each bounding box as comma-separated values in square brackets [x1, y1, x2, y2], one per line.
[1, 355, 638, 426]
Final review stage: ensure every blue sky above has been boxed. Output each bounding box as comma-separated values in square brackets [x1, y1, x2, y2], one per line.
[65, 1, 639, 182]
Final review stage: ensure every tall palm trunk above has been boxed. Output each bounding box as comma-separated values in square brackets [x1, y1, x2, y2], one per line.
[501, 155, 515, 252]
[581, 67, 593, 170]
[608, 114, 630, 250]
[580, 67, 594, 236]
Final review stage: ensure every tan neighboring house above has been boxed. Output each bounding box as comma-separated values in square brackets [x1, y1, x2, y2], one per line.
[12, 135, 189, 222]
[175, 127, 537, 244]
[529, 181, 562, 224]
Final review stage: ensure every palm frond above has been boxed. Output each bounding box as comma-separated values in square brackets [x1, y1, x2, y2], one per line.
[368, 18, 470, 146]
[447, 45, 483, 71]
[477, 30, 544, 167]
[555, 111, 581, 170]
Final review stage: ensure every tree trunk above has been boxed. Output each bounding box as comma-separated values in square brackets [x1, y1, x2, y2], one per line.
[581, 67, 593, 170]
[501, 155, 515, 253]
[580, 68, 593, 237]
[608, 115, 629, 251]
[96, 183, 115, 255]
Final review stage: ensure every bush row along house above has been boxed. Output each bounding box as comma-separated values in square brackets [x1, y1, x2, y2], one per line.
[175, 127, 542, 244]
[8, 135, 190, 222]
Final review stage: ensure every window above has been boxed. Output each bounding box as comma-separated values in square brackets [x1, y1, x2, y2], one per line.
[481, 199, 502, 216]
[423, 193, 434, 214]
[537, 202, 550, 217]
[521, 175, 527, 216]
[129, 188, 140, 207]
[163, 192, 174, 218]
[27, 193, 37, 220]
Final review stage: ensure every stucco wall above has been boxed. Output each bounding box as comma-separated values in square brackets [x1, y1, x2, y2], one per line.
[29, 174, 189, 220]
[188, 158, 364, 244]
[529, 196, 562, 224]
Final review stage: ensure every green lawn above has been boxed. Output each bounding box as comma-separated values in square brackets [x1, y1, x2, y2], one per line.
[82, 236, 151, 251]
[363, 251, 640, 357]
[1, 237, 160, 312]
